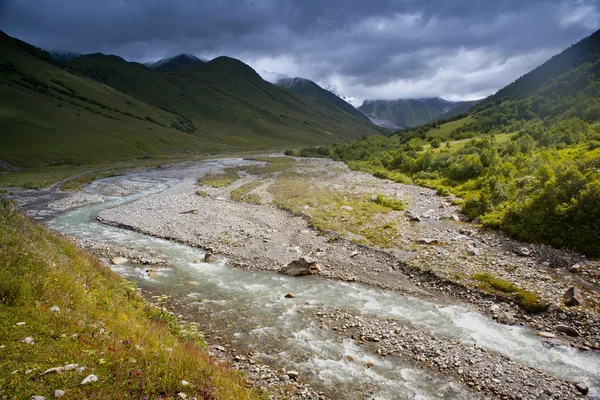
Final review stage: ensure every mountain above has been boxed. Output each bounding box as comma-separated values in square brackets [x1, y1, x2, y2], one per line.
[437, 99, 481, 120]
[274, 76, 370, 122]
[49, 51, 82, 61]
[145, 54, 206, 73]
[0, 31, 380, 167]
[359, 97, 473, 128]
[466, 28, 600, 126]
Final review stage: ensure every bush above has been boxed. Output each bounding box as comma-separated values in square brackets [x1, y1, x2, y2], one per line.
[436, 186, 451, 196]
[372, 194, 405, 211]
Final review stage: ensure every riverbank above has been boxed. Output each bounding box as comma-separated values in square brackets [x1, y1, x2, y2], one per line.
[96, 156, 600, 346]
[7, 155, 600, 398]
[0, 203, 262, 399]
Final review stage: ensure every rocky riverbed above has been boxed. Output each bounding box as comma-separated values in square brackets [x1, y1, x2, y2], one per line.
[12, 156, 600, 399]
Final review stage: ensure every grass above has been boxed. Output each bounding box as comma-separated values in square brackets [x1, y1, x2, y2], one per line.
[372, 194, 404, 211]
[0, 31, 380, 170]
[473, 272, 547, 313]
[268, 173, 403, 248]
[59, 171, 120, 191]
[197, 167, 241, 188]
[230, 181, 262, 204]
[244, 157, 296, 175]
[0, 202, 261, 399]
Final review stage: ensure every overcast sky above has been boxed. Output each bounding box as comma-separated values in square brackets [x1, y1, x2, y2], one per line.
[1, 0, 598, 105]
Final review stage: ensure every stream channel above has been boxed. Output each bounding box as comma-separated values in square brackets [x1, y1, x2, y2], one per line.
[46, 162, 600, 399]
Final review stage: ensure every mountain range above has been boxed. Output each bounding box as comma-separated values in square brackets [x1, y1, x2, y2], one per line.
[358, 98, 479, 129]
[0, 30, 381, 167]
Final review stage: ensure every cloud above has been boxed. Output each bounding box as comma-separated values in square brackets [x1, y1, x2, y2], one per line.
[0, 0, 597, 105]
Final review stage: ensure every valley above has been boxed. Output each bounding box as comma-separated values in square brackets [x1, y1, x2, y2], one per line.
[7, 155, 599, 399]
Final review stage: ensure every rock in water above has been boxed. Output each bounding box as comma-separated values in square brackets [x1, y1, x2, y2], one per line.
[554, 324, 580, 337]
[574, 382, 589, 395]
[111, 257, 128, 265]
[563, 287, 585, 307]
[204, 252, 218, 263]
[279, 257, 321, 276]
[536, 331, 556, 339]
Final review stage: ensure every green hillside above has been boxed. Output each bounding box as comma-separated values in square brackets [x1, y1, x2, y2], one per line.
[0, 31, 380, 169]
[66, 53, 380, 145]
[289, 29, 600, 256]
[274, 77, 370, 122]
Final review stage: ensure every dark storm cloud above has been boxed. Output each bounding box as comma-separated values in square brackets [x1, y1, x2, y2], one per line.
[1, 0, 598, 103]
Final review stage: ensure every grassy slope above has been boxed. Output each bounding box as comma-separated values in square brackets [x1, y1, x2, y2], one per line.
[0, 32, 233, 167]
[0, 203, 259, 399]
[274, 78, 370, 122]
[358, 99, 462, 128]
[0, 31, 380, 171]
[67, 54, 380, 145]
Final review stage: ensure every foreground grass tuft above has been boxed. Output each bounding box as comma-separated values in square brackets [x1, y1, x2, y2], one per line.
[0, 203, 260, 399]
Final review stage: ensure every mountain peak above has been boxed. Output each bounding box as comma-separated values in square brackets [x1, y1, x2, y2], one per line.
[146, 53, 206, 73]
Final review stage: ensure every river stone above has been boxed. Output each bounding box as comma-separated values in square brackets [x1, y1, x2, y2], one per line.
[516, 247, 531, 257]
[536, 331, 556, 339]
[554, 324, 580, 337]
[279, 257, 321, 276]
[574, 382, 589, 395]
[416, 238, 439, 245]
[466, 245, 481, 256]
[284, 293, 294, 298]
[111, 256, 128, 265]
[496, 311, 516, 325]
[563, 287, 585, 307]
[569, 264, 582, 273]
[287, 370, 299, 380]
[405, 210, 421, 222]
[204, 253, 218, 263]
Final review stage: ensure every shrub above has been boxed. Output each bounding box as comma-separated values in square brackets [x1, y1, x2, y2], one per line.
[372, 194, 404, 211]
[436, 186, 451, 196]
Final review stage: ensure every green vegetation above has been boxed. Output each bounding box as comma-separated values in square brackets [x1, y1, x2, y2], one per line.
[0, 203, 260, 399]
[372, 194, 404, 211]
[289, 29, 600, 256]
[0, 30, 381, 171]
[230, 181, 262, 204]
[473, 273, 547, 313]
[268, 172, 403, 248]
[197, 167, 241, 188]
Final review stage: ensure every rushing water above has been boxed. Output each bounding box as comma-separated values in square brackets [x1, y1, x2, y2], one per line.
[47, 167, 600, 399]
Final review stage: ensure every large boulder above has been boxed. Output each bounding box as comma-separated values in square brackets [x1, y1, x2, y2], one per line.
[563, 287, 585, 307]
[280, 257, 321, 276]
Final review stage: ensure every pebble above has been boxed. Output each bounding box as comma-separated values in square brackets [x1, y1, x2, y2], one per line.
[22, 337, 34, 345]
[80, 374, 98, 385]
[53, 390, 65, 398]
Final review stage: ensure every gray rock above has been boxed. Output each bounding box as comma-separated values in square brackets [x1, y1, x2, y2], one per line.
[449, 214, 460, 221]
[49, 306, 60, 313]
[564, 287, 585, 307]
[81, 374, 98, 385]
[416, 238, 439, 245]
[574, 382, 589, 395]
[279, 374, 290, 382]
[287, 370, 299, 380]
[569, 264, 582, 273]
[43, 364, 79, 375]
[111, 256, 128, 265]
[53, 390, 65, 398]
[496, 311, 516, 325]
[405, 210, 421, 222]
[516, 247, 531, 257]
[31, 396, 45, 400]
[536, 331, 556, 339]
[466, 245, 481, 256]
[204, 252, 218, 263]
[340, 205, 353, 211]
[279, 257, 321, 276]
[22, 337, 34, 345]
[554, 324, 580, 337]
